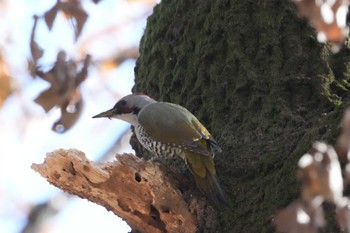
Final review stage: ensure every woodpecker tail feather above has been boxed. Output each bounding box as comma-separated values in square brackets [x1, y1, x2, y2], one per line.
[193, 167, 228, 208]
[186, 153, 228, 208]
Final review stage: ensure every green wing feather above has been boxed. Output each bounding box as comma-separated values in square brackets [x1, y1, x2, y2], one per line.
[139, 102, 227, 207]
[138, 102, 220, 156]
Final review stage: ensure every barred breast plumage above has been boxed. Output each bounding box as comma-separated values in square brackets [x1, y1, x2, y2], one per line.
[135, 124, 184, 159]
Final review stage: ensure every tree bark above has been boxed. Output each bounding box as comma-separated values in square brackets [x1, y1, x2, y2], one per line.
[32, 149, 196, 233]
[132, 0, 350, 232]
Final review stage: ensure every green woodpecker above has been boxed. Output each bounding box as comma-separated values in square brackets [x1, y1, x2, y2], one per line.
[93, 94, 227, 207]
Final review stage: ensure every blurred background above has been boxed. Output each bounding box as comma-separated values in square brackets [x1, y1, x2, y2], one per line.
[0, 0, 158, 232]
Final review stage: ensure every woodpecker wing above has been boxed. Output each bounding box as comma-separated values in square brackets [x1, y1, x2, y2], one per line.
[191, 117, 222, 154]
[138, 102, 220, 156]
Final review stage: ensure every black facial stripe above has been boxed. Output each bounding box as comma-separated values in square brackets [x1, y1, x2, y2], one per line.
[114, 100, 126, 109]
[113, 100, 127, 114]
[120, 106, 133, 114]
[133, 107, 141, 115]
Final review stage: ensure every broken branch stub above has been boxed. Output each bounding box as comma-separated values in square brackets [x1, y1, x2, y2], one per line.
[31, 149, 196, 233]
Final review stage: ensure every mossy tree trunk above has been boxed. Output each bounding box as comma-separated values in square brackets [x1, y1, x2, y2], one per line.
[133, 0, 350, 232]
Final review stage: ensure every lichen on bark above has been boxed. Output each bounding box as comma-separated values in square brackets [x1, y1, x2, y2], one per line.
[133, 0, 350, 232]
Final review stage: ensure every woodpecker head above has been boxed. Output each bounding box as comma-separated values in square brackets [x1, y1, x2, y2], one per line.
[92, 94, 156, 125]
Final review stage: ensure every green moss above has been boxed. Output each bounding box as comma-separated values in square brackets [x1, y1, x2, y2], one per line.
[133, 0, 350, 232]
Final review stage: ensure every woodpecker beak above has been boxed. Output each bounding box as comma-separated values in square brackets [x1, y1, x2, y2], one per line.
[92, 108, 115, 119]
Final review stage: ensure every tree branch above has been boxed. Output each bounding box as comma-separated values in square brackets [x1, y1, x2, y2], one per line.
[31, 149, 196, 233]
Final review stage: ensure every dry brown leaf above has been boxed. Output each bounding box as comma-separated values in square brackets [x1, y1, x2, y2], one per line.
[52, 95, 83, 133]
[76, 54, 91, 85]
[27, 59, 38, 78]
[30, 15, 44, 64]
[44, 1, 60, 30]
[29, 2, 91, 132]
[336, 197, 350, 232]
[34, 51, 75, 112]
[336, 107, 350, 184]
[36, 69, 58, 90]
[275, 108, 350, 232]
[34, 51, 90, 132]
[337, 107, 350, 163]
[292, 0, 349, 44]
[52, 51, 75, 91]
[34, 87, 67, 112]
[73, 9, 88, 39]
[298, 142, 343, 204]
[60, 0, 88, 39]
[275, 200, 325, 233]
[0, 54, 12, 107]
